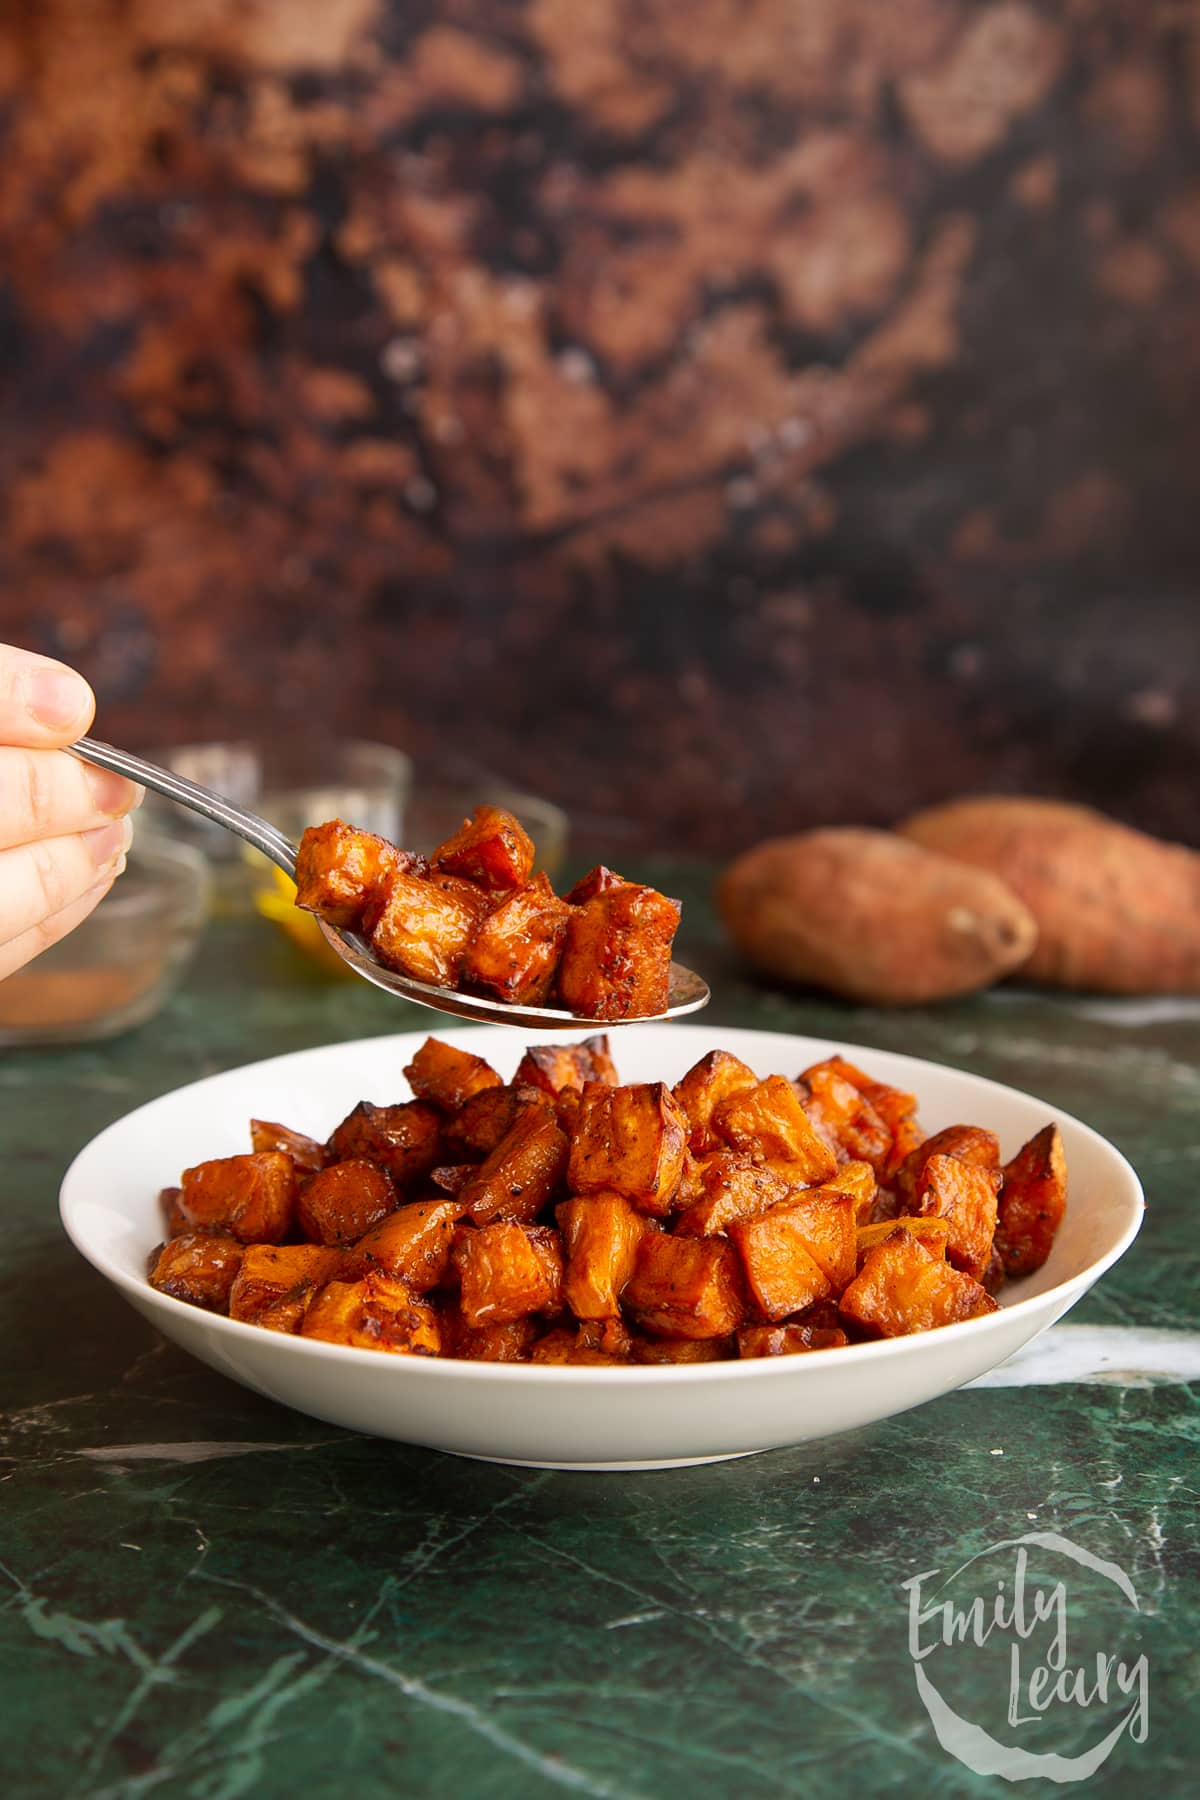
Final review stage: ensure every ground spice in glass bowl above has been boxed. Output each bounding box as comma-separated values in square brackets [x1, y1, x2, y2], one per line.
[0, 832, 211, 1045]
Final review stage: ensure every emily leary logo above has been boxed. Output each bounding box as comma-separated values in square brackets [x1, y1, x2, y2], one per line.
[903, 1531, 1149, 1782]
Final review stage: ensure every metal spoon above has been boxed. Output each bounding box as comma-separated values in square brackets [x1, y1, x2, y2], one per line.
[68, 736, 711, 1028]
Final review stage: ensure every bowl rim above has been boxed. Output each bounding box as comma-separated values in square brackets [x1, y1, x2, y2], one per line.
[59, 1024, 1145, 1384]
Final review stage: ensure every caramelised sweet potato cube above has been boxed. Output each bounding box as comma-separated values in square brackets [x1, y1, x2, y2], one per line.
[737, 1321, 849, 1357]
[228, 1244, 346, 1328]
[797, 1064, 891, 1172]
[713, 1076, 837, 1181]
[839, 1228, 999, 1336]
[556, 1192, 645, 1317]
[430, 1164, 475, 1195]
[915, 1152, 1001, 1281]
[556, 885, 681, 1022]
[403, 1037, 502, 1111]
[345, 1195, 463, 1291]
[296, 1159, 397, 1246]
[461, 873, 571, 1006]
[301, 1273, 441, 1353]
[624, 1233, 746, 1339]
[159, 1185, 188, 1237]
[369, 871, 483, 987]
[179, 1151, 297, 1244]
[326, 1099, 441, 1187]
[672, 1050, 759, 1154]
[674, 1152, 800, 1237]
[514, 1035, 618, 1098]
[250, 1119, 327, 1174]
[729, 1190, 856, 1321]
[452, 1222, 565, 1327]
[530, 1327, 629, 1365]
[445, 1083, 554, 1157]
[893, 1125, 1001, 1208]
[566, 865, 629, 904]
[432, 804, 535, 892]
[995, 1123, 1067, 1278]
[443, 1314, 538, 1362]
[568, 1081, 688, 1216]
[148, 1232, 244, 1310]
[814, 1056, 923, 1177]
[294, 820, 412, 929]
[821, 1159, 877, 1224]
[632, 1335, 735, 1363]
[856, 1215, 951, 1260]
[461, 1109, 569, 1226]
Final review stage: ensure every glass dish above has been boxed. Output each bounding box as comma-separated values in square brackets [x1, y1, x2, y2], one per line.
[0, 832, 211, 1046]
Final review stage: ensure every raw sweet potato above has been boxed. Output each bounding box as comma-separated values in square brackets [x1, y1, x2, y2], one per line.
[899, 796, 1200, 993]
[717, 828, 1038, 1005]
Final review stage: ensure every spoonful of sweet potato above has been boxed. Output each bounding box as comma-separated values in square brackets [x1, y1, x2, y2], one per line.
[68, 736, 710, 1027]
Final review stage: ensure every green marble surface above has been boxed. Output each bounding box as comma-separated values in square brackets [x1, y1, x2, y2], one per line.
[1, 861, 1196, 1797]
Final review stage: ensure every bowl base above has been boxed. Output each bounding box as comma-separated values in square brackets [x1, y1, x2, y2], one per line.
[452, 1448, 766, 1472]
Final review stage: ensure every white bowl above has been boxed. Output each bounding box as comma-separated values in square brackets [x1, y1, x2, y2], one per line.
[60, 1025, 1143, 1470]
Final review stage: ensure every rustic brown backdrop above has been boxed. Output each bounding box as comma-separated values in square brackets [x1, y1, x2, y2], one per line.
[1, 0, 1197, 855]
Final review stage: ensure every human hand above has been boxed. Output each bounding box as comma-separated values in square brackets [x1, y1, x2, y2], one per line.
[0, 643, 142, 981]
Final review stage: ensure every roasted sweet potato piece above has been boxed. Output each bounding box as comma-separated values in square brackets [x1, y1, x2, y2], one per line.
[730, 1191, 856, 1321]
[461, 1109, 569, 1226]
[821, 1159, 877, 1224]
[445, 1082, 554, 1156]
[326, 1099, 441, 1187]
[737, 1321, 849, 1357]
[810, 1056, 923, 1176]
[179, 1151, 297, 1244]
[566, 865, 629, 904]
[568, 1081, 688, 1216]
[294, 820, 413, 930]
[453, 1221, 565, 1327]
[556, 1192, 645, 1317]
[839, 1228, 999, 1336]
[530, 1320, 632, 1364]
[445, 1314, 538, 1362]
[915, 1153, 1001, 1281]
[893, 1125, 1001, 1208]
[228, 1244, 345, 1327]
[368, 871, 483, 987]
[159, 1185, 189, 1237]
[672, 1050, 760, 1154]
[632, 1335, 735, 1363]
[301, 1273, 441, 1353]
[148, 1232, 244, 1309]
[297, 1159, 397, 1246]
[514, 1035, 618, 1097]
[461, 874, 571, 1005]
[713, 1076, 837, 1181]
[345, 1195, 462, 1291]
[856, 1215, 951, 1260]
[249, 1120, 327, 1174]
[432, 805, 534, 892]
[995, 1123, 1067, 1278]
[797, 1064, 892, 1172]
[403, 1037, 503, 1111]
[674, 1152, 800, 1237]
[624, 1234, 746, 1339]
[430, 1164, 475, 1195]
[556, 884, 681, 1021]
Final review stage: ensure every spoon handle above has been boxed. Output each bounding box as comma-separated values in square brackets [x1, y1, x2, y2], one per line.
[68, 736, 299, 878]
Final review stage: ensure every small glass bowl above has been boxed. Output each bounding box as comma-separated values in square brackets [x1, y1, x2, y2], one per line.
[0, 832, 211, 1046]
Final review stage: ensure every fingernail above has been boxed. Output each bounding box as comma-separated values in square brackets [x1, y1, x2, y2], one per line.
[29, 665, 91, 731]
[84, 765, 140, 817]
[83, 816, 133, 869]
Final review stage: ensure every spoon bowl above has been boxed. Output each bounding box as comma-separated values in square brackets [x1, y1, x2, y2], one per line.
[69, 736, 711, 1028]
